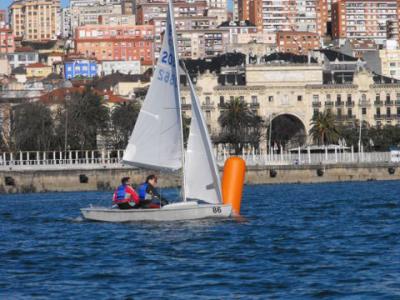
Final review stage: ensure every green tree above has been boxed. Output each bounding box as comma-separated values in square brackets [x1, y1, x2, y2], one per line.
[55, 88, 110, 150]
[218, 98, 264, 153]
[110, 101, 141, 149]
[309, 110, 339, 145]
[12, 102, 55, 151]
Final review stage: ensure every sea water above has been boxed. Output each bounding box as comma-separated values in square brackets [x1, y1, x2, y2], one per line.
[1, 181, 399, 299]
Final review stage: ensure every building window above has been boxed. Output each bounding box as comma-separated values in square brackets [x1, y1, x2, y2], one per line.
[376, 107, 381, 116]
[268, 96, 274, 102]
[347, 94, 352, 102]
[230, 96, 234, 101]
[337, 94, 341, 102]
[297, 95, 302, 101]
[376, 93, 380, 101]
[337, 108, 342, 116]
[397, 107, 400, 116]
[386, 93, 391, 101]
[181, 97, 186, 104]
[326, 94, 331, 101]
[205, 96, 211, 104]
[387, 107, 391, 116]
[313, 95, 319, 102]
[362, 94, 367, 101]
[347, 108, 352, 117]
[206, 110, 211, 120]
[313, 109, 319, 117]
[362, 108, 367, 115]
[251, 95, 258, 104]
[219, 96, 224, 105]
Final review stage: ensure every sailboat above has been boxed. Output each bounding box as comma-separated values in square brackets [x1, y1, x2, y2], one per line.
[80, 0, 232, 222]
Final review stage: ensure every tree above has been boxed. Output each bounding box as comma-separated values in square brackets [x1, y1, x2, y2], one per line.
[309, 110, 339, 145]
[110, 101, 141, 149]
[12, 102, 55, 151]
[218, 98, 264, 153]
[55, 88, 110, 150]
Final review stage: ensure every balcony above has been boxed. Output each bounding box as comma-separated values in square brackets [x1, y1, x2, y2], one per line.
[218, 103, 227, 109]
[359, 100, 370, 107]
[395, 100, 400, 106]
[346, 101, 355, 107]
[335, 101, 344, 107]
[250, 102, 260, 109]
[181, 104, 191, 110]
[374, 100, 383, 106]
[312, 101, 321, 108]
[374, 114, 383, 120]
[385, 100, 394, 106]
[336, 115, 355, 122]
[325, 101, 334, 107]
[201, 102, 215, 110]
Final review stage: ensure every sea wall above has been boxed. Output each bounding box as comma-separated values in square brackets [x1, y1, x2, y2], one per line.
[0, 163, 399, 194]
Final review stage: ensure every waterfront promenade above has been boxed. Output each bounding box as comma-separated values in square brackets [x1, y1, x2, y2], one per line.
[0, 149, 399, 193]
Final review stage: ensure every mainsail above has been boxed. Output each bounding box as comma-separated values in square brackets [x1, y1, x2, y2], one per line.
[184, 72, 223, 204]
[122, 0, 183, 171]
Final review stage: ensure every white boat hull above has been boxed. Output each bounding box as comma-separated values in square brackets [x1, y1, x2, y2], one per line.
[80, 202, 232, 222]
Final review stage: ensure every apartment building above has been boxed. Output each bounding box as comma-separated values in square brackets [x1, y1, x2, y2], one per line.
[74, 25, 155, 66]
[0, 10, 6, 28]
[98, 14, 136, 25]
[177, 28, 229, 59]
[276, 31, 321, 55]
[10, 0, 60, 41]
[0, 29, 15, 54]
[249, 0, 328, 36]
[218, 20, 258, 44]
[332, 0, 400, 45]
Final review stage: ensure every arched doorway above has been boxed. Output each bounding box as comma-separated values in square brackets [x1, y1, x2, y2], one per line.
[269, 114, 306, 150]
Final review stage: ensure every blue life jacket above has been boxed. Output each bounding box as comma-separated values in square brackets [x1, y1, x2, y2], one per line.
[138, 183, 148, 199]
[116, 184, 127, 201]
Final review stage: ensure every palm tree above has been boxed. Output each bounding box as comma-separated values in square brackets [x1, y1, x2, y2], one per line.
[218, 97, 263, 153]
[309, 110, 339, 145]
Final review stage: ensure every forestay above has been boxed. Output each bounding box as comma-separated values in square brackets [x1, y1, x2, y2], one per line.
[122, 2, 182, 171]
[184, 72, 223, 204]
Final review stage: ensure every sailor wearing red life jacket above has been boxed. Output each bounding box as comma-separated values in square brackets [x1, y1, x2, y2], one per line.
[113, 177, 140, 209]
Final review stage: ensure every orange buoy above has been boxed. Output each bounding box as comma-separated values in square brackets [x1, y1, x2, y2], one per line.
[222, 157, 246, 215]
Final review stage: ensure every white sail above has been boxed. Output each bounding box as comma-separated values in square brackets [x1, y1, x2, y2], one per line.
[184, 72, 223, 204]
[122, 1, 183, 171]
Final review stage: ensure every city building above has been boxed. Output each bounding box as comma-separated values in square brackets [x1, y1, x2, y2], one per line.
[332, 0, 400, 45]
[68, 2, 122, 36]
[0, 10, 6, 28]
[26, 63, 53, 78]
[64, 58, 98, 79]
[0, 28, 15, 54]
[10, 0, 61, 41]
[182, 54, 400, 144]
[218, 20, 258, 44]
[74, 25, 155, 66]
[276, 31, 321, 55]
[177, 28, 230, 59]
[363, 48, 400, 80]
[99, 60, 141, 75]
[7, 47, 39, 69]
[249, 0, 328, 36]
[339, 39, 379, 59]
[0, 54, 11, 76]
[98, 14, 136, 25]
[238, 0, 249, 21]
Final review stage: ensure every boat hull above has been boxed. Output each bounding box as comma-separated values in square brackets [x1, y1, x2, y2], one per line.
[80, 202, 232, 222]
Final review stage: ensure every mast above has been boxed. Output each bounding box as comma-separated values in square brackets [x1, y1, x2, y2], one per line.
[168, 0, 187, 202]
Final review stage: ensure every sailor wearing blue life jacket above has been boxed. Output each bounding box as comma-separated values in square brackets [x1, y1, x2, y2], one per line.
[113, 177, 140, 209]
[137, 174, 168, 208]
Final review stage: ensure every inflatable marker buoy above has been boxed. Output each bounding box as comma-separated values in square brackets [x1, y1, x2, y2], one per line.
[222, 157, 246, 215]
[388, 167, 396, 175]
[270, 169, 277, 178]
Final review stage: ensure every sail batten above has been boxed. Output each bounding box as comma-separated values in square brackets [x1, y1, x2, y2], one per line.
[184, 71, 223, 204]
[122, 0, 183, 172]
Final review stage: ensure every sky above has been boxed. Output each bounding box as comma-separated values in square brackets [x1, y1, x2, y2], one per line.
[0, 0, 69, 9]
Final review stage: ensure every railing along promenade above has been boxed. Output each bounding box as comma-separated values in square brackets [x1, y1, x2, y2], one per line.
[0, 148, 396, 171]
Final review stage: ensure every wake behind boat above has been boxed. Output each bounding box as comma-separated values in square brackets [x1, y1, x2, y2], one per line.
[80, 0, 245, 222]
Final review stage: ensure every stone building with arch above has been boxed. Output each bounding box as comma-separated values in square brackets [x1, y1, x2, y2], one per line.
[180, 57, 400, 150]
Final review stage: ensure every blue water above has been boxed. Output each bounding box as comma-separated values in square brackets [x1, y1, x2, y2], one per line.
[1, 181, 400, 299]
